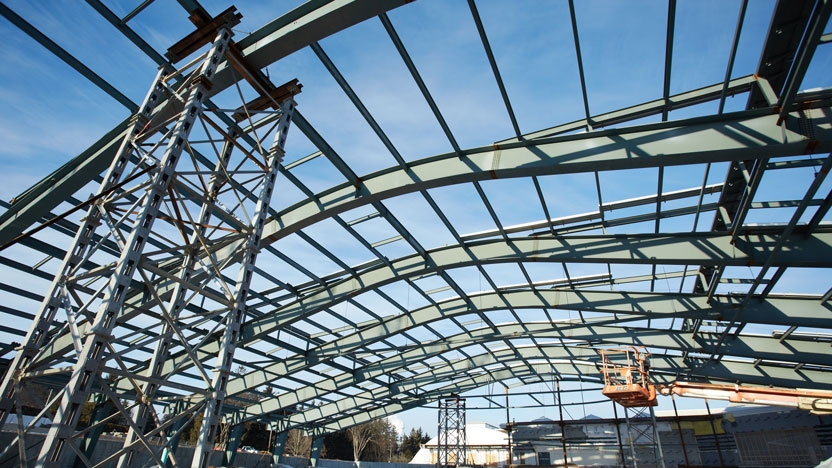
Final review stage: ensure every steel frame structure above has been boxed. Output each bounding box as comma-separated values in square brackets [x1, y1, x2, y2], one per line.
[437, 397, 467, 468]
[621, 406, 665, 468]
[0, 0, 831, 466]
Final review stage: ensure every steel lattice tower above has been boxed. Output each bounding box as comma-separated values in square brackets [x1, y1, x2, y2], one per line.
[1, 1, 832, 467]
[0, 7, 301, 467]
[621, 406, 666, 468]
[437, 397, 467, 468]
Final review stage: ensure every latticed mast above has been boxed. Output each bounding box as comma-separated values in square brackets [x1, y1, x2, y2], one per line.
[437, 397, 467, 468]
[0, 7, 301, 467]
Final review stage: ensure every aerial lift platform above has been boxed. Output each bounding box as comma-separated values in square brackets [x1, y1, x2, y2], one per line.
[600, 347, 657, 408]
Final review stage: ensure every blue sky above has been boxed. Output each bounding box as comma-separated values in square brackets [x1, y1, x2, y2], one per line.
[2, 0, 832, 439]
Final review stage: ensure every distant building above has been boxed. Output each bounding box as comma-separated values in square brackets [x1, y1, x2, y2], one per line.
[411, 422, 509, 467]
[3, 414, 52, 429]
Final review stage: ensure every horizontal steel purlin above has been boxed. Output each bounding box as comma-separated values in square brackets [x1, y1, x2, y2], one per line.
[49, 229, 831, 390]
[225, 315, 831, 426]
[237, 105, 832, 258]
[242, 231, 832, 340]
[213, 289, 832, 420]
[20, 101, 832, 367]
[32, 226, 832, 400]
[232, 341, 829, 431]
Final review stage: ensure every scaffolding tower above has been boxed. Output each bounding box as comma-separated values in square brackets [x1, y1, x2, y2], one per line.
[0, 7, 301, 467]
[601, 348, 665, 468]
[437, 397, 467, 468]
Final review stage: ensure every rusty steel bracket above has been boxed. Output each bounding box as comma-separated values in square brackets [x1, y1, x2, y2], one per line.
[166, 6, 242, 63]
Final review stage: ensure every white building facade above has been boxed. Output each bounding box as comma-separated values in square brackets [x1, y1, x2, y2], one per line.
[411, 422, 510, 467]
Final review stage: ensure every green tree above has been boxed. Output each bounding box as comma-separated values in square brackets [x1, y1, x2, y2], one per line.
[366, 419, 399, 462]
[322, 430, 352, 461]
[343, 419, 402, 462]
[399, 427, 430, 461]
[182, 412, 204, 445]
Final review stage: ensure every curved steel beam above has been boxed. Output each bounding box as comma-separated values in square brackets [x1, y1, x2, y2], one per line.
[308, 346, 832, 433]
[0, 0, 410, 246]
[35, 230, 832, 382]
[125, 230, 832, 387]
[29, 102, 832, 368]
[248, 342, 829, 432]
[220, 289, 831, 399]
[238, 106, 832, 256]
[240, 230, 832, 343]
[226, 314, 831, 425]
[270, 291, 831, 368]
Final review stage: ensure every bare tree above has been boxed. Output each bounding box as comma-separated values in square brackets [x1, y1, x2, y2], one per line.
[216, 423, 231, 450]
[286, 428, 311, 457]
[347, 423, 375, 464]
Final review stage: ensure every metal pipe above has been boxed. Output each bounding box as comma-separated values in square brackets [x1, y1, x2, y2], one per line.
[671, 396, 690, 467]
[612, 401, 627, 468]
[557, 380, 567, 466]
[704, 399, 725, 467]
[505, 387, 512, 468]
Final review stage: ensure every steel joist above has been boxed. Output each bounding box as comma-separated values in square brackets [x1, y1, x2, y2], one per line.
[1, 1, 832, 466]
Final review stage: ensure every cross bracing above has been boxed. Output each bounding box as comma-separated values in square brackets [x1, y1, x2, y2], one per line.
[1, 0, 832, 466]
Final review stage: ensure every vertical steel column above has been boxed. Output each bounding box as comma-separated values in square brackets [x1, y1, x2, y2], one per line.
[611, 402, 627, 468]
[556, 380, 567, 466]
[34, 26, 233, 468]
[118, 130, 242, 468]
[623, 409, 639, 468]
[0, 64, 165, 435]
[309, 435, 325, 467]
[704, 399, 725, 467]
[505, 388, 511, 467]
[437, 400, 441, 468]
[271, 429, 290, 465]
[649, 406, 666, 468]
[224, 424, 245, 466]
[671, 396, 690, 466]
[190, 96, 296, 468]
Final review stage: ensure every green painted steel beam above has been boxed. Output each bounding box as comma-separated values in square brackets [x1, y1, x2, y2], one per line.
[0, 0, 409, 247]
[133, 229, 821, 378]
[0, 121, 132, 249]
[300, 345, 827, 429]
[307, 347, 829, 433]
[228, 290, 831, 399]
[224, 313, 830, 426]
[260, 343, 829, 432]
[45, 228, 832, 375]
[210, 105, 832, 263]
[498, 75, 759, 144]
[33, 228, 832, 383]
[19, 97, 832, 420]
[240, 230, 832, 344]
